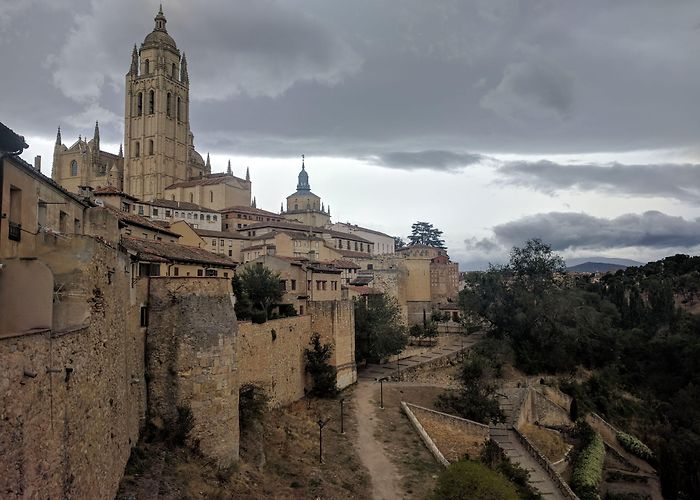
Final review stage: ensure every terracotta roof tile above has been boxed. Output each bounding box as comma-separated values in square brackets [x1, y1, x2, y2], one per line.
[103, 207, 181, 237]
[122, 236, 237, 267]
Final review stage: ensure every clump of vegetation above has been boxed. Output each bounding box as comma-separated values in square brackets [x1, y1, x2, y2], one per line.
[436, 354, 504, 425]
[354, 293, 408, 362]
[232, 264, 284, 323]
[432, 459, 519, 500]
[409, 321, 438, 340]
[570, 421, 605, 500]
[480, 439, 542, 500]
[616, 431, 654, 462]
[239, 383, 269, 430]
[304, 333, 338, 397]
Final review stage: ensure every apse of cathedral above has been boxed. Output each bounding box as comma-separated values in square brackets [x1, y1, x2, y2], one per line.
[51, 6, 251, 211]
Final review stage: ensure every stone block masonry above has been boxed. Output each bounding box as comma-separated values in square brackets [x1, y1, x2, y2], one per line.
[0, 236, 146, 499]
[146, 277, 239, 466]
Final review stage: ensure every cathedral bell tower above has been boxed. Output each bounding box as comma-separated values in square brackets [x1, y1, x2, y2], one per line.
[123, 6, 206, 201]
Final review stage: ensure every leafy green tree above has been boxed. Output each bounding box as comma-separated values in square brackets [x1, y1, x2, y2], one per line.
[437, 354, 505, 424]
[393, 236, 406, 249]
[354, 294, 408, 362]
[509, 238, 565, 294]
[233, 264, 284, 322]
[433, 460, 519, 500]
[304, 333, 338, 397]
[408, 221, 446, 248]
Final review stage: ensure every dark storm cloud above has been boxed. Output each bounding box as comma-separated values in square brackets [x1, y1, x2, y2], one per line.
[493, 211, 700, 251]
[2, 0, 700, 158]
[367, 150, 485, 171]
[498, 161, 700, 203]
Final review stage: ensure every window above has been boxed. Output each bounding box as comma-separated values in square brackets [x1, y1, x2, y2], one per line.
[8, 186, 22, 241]
[138, 205, 144, 215]
[206, 215, 211, 221]
[166, 92, 172, 117]
[153, 208, 159, 216]
[346, 241, 350, 250]
[186, 213, 191, 219]
[148, 139, 154, 155]
[172, 62, 177, 78]
[212, 239, 216, 246]
[220, 239, 224, 246]
[294, 203, 298, 210]
[140, 306, 148, 327]
[175, 211, 179, 217]
[173, 267, 179, 276]
[165, 209, 171, 216]
[228, 240, 232, 247]
[197, 269, 203, 276]
[205, 269, 218, 277]
[210, 191, 214, 203]
[138, 263, 160, 277]
[299, 305, 304, 315]
[144, 59, 150, 74]
[280, 280, 287, 291]
[199, 214, 204, 220]
[316, 281, 322, 291]
[137, 92, 143, 116]
[70, 160, 78, 176]
[322, 281, 327, 291]
[177, 96, 181, 120]
[148, 90, 155, 114]
[213, 215, 217, 221]
[307, 280, 312, 290]
[355, 241, 358, 251]
[225, 223, 229, 229]
[291, 279, 297, 291]
[189, 193, 193, 203]
[228, 250, 232, 257]
[171, 195, 175, 201]
[331, 281, 338, 291]
[367, 264, 374, 270]
[37, 200, 47, 228]
[59, 211, 68, 233]
[74, 219, 81, 234]
[134, 141, 140, 157]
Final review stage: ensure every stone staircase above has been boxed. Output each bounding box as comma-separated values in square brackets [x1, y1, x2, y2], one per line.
[489, 387, 567, 500]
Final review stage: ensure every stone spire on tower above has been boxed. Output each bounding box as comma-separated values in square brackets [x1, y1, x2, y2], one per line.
[252, 196, 257, 208]
[227, 159, 232, 175]
[55, 126, 62, 145]
[130, 45, 138, 75]
[206, 153, 211, 170]
[280, 202, 284, 213]
[296, 154, 310, 191]
[246, 166, 250, 182]
[180, 52, 189, 84]
[118, 144, 123, 157]
[154, 4, 166, 31]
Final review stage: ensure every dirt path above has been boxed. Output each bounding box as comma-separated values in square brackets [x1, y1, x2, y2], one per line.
[353, 380, 404, 500]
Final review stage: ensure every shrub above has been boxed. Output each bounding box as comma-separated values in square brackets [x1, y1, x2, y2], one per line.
[616, 431, 654, 462]
[304, 333, 338, 397]
[571, 427, 605, 500]
[239, 384, 269, 430]
[433, 460, 520, 500]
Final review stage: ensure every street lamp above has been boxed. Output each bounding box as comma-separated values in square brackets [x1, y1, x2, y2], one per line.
[376, 377, 388, 409]
[317, 417, 331, 463]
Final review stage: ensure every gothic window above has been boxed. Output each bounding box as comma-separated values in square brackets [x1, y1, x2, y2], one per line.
[177, 96, 181, 121]
[294, 203, 298, 210]
[210, 191, 214, 203]
[70, 160, 78, 176]
[171, 195, 175, 201]
[166, 92, 171, 117]
[148, 139, 154, 155]
[137, 92, 143, 116]
[189, 193, 193, 203]
[134, 141, 140, 157]
[172, 63, 177, 79]
[148, 90, 155, 114]
[144, 59, 150, 74]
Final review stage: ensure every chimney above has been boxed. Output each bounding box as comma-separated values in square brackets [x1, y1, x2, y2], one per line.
[34, 155, 41, 172]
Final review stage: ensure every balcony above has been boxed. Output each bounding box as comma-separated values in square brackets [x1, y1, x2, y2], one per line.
[8, 221, 21, 241]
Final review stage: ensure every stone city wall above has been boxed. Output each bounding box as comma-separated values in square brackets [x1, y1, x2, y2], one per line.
[308, 300, 357, 389]
[0, 236, 146, 499]
[146, 277, 239, 467]
[237, 316, 313, 407]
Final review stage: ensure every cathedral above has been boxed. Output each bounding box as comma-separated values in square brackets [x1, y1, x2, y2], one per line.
[52, 6, 251, 210]
[280, 156, 331, 227]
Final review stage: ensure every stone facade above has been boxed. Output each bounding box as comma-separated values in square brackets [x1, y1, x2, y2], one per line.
[146, 277, 239, 466]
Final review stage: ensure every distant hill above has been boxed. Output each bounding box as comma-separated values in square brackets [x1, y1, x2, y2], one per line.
[566, 257, 644, 268]
[567, 261, 629, 273]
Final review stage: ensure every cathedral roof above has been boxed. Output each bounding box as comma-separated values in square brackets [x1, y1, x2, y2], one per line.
[164, 173, 246, 189]
[296, 156, 310, 191]
[143, 6, 178, 51]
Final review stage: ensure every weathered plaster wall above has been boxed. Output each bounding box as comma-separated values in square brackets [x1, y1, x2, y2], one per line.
[146, 277, 239, 466]
[0, 236, 146, 499]
[308, 300, 357, 389]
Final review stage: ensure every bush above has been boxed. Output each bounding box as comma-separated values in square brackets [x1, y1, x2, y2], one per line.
[239, 384, 269, 429]
[305, 333, 338, 397]
[571, 426, 605, 500]
[616, 431, 654, 462]
[433, 460, 520, 500]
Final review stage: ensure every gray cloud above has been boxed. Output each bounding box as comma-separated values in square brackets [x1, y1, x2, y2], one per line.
[367, 150, 485, 171]
[498, 160, 700, 203]
[492, 211, 700, 251]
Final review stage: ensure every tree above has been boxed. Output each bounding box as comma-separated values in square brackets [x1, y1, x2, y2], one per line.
[354, 294, 408, 362]
[233, 264, 284, 322]
[509, 238, 565, 294]
[433, 460, 519, 500]
[305, 333, 338, 397]
[393, 236, 406, 249]
[408, 221, 446, 248]
[436, 354, 505, 424]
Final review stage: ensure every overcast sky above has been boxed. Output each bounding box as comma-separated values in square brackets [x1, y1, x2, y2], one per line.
[3, 0, 700, 269]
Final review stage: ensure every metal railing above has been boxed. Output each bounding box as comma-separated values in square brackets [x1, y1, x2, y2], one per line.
[8, 221, 21, 241]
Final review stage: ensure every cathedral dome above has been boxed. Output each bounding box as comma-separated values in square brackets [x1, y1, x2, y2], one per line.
[297, 157, 310, 191]
[143, 6, 177, 51]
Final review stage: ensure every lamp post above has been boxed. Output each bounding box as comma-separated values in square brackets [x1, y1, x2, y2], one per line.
[377, 377, 387, 409]
[317, 417, 331, 463]
[339, 398, 345, 434]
